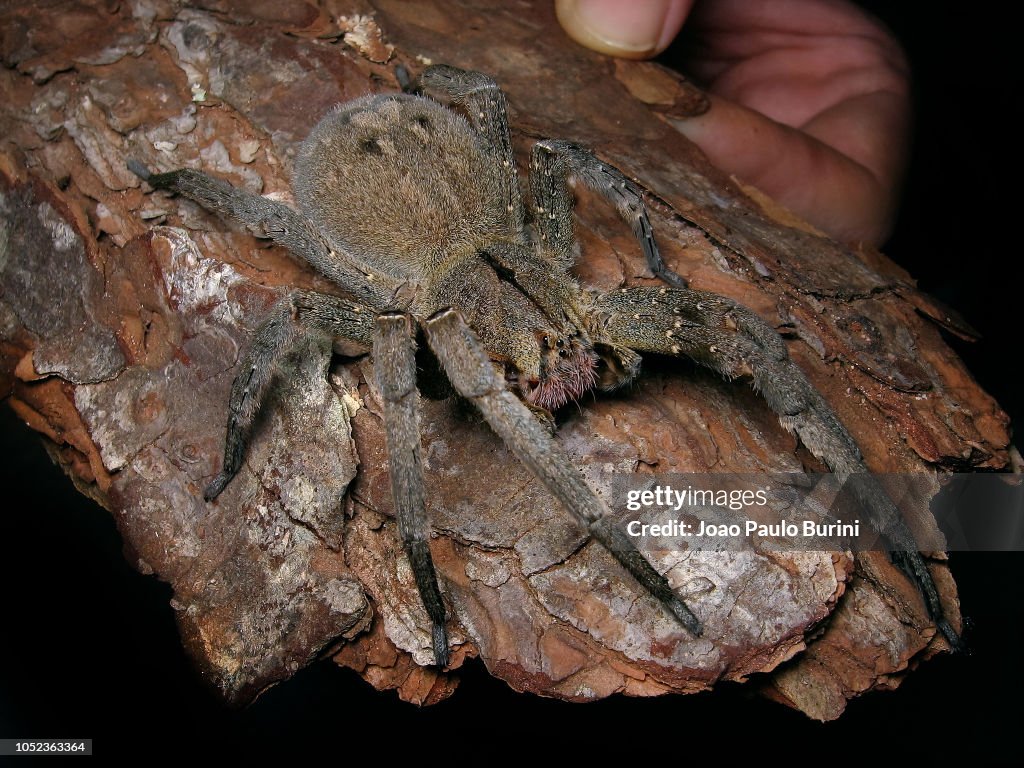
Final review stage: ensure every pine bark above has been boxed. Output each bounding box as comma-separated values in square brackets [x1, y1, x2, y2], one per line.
[0, 0, 1008, 717]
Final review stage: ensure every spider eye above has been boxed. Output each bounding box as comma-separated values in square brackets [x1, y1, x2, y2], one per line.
[360, 137, 382, 154]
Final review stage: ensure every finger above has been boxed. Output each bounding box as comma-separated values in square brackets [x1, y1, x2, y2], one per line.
[673, 0, 911, 246]
[669, 90, 908, 246]
[555, 0, 694, 59]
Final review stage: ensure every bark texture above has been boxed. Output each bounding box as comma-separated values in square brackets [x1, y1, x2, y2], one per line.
[0, 0, 1009, 717]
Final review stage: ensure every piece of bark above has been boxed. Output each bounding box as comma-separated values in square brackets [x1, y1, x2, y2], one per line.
[0, 0, 1009, 716]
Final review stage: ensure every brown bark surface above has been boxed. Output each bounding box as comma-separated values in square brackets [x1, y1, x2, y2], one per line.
[0, 0, 1009, 717]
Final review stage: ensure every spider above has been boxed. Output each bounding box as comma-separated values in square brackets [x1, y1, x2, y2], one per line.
[129, 64, 959, 667]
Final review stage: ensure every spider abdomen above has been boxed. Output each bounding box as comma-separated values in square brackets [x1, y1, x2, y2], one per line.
[294, 94, 510, 279]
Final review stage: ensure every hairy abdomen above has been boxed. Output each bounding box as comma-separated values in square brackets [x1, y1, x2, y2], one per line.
[294, 94, 509, 279]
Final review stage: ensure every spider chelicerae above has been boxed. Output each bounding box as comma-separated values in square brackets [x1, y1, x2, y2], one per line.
[130, 64, 959, 667]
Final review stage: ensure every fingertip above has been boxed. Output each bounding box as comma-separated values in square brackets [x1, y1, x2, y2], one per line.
[668, 94, 898, 247]
[555, 0, 693, 60]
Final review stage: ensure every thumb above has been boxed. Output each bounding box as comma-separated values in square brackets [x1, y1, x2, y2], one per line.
[555, 0, 693, 59]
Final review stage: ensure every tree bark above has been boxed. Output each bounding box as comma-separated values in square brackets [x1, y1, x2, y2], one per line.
[0, 0, 1009, 717]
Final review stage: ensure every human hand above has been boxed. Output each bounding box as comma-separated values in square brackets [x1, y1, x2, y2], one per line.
[556, 0, 910, 247]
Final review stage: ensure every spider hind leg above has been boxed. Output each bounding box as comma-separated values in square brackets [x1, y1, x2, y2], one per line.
[530, 139, 688, 287]
[414, 65, 524, 240]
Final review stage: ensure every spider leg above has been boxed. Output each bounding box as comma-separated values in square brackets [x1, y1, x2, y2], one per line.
[415, 65, 524, 239]
[204, 289, 375, 501]
[529, 140, 688, 287]
[374, 313, 450, 667]
[424, 308, 702, 637]
[128, 162, 403, 310]
[592, 286, 962, 648]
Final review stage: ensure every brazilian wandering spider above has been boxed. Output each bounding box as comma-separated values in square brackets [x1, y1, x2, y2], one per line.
[129, 64, 960, 666]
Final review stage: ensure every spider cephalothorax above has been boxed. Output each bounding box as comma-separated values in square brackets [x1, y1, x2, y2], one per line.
[130, 64, 959, 667]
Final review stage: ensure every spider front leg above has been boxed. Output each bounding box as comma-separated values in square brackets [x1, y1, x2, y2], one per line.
[529, 140, 687, 287]
[373, 312, 450, 667]
[424, 308, 702, 637]
[591, 286, 962, 648]
[204, 289, 375, 500]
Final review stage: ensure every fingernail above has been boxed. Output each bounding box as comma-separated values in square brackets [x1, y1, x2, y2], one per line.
[556, 0, 691, 60]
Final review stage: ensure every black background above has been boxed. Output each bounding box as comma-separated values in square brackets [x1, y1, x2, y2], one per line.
[2, 4, 1021, 761]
